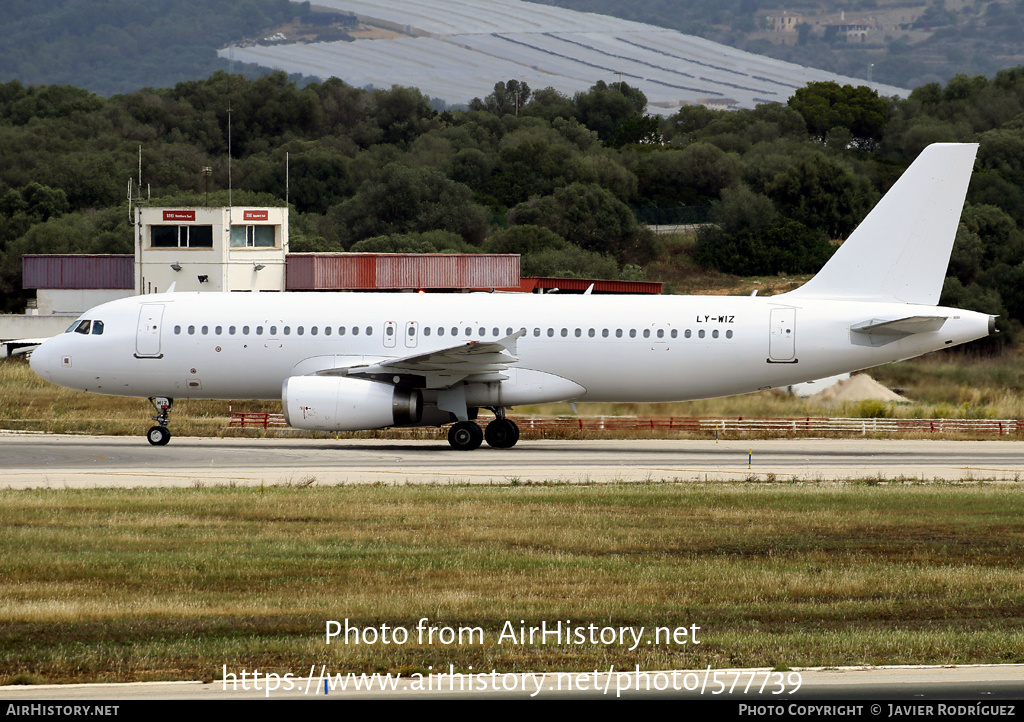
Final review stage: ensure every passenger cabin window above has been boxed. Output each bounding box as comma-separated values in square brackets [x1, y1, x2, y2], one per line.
[229, 225, 276, 248]
[150, 224, 214, 248]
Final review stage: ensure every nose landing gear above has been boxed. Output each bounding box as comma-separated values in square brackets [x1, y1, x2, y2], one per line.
[146, 397, 174, 446]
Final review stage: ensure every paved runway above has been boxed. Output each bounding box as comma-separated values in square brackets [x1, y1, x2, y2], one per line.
[1, 433, 1021, 486]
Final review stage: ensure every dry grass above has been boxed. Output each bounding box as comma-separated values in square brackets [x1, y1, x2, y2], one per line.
[2, 483, 1023, 683]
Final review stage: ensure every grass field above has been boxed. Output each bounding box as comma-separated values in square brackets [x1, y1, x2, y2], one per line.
[2, 482, 1024, 684]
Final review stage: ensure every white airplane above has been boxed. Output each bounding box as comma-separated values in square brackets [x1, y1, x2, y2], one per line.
[29, 143, 994, 449]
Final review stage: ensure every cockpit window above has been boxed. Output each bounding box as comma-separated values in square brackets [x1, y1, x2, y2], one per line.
[92, 320, 104, 335]
[73, 320, 91, 335]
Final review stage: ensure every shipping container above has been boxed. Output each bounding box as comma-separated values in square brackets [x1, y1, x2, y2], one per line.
[286, 253, 520, 290]
[22, 255, 134, 290]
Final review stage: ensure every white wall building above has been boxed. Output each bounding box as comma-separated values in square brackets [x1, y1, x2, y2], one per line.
[136, 206, 288, 295]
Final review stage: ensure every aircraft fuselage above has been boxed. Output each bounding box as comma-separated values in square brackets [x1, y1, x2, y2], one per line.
[30, 291, 992, 403]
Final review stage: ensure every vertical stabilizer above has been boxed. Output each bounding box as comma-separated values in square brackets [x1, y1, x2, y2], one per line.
[785, 143, 978, 304]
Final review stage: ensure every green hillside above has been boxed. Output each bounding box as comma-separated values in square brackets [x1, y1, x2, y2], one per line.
[0, 0, 307, 96]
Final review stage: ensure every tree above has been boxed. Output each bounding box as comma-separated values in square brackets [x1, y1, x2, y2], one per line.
[327, 164, 489, 247]
[484, 135, 577, 207]
[523, 87, 576, 122]
[508, 182, 660, 264]
[694, 217, 833, 276]
[709, 186, 778, 236]
[573, 80, 648, 142]
[610, 115, 662, 147]
[766, 153, 877, 238]
[788, 81, 888, 147]
[470, 80, 532, 116]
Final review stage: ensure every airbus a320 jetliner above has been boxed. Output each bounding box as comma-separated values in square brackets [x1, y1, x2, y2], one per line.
[30, 143, 994, 449]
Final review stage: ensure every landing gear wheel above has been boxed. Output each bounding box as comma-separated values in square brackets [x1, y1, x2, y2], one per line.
[448, 421, 483, 451]
[146, 397, 174, 446]
[485, 418, 520, 449]
[147, 425, 171, 446]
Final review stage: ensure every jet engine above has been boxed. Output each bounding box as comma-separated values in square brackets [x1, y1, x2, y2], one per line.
[282, 376, 422, 431]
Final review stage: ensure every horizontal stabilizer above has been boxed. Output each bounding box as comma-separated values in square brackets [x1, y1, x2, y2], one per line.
[851, 315, 948, 347]
[852, 316, 948, 335]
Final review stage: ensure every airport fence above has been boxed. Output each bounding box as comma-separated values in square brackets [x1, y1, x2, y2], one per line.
[227, 412, 1024, 436]
[516, 417, 1024, 435]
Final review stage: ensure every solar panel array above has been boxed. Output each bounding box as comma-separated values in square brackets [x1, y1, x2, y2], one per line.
[220, 0, 907, 111]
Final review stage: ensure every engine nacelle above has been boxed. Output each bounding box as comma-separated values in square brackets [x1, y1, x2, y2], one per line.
[282, 376, 422, 431]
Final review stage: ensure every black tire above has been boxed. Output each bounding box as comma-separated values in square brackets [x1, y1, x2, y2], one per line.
[448, 421, 483, 450]
[485, 418, 520, 449]
[147, 426, 170, 446]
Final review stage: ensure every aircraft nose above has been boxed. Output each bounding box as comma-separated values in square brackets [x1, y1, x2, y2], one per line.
[29, 340, 52, 382]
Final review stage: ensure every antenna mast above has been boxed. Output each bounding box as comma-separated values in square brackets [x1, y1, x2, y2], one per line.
[228, 104, 233, 207]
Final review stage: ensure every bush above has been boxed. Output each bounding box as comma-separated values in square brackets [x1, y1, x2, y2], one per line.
[694, 217, 834, 276]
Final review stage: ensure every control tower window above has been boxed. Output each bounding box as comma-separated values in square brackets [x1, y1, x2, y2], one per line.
[230, 225, 276, 248]
[151, 225, 214, 248]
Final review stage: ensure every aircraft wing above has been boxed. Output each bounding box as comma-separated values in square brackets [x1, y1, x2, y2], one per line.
[316, 330, 525, 388]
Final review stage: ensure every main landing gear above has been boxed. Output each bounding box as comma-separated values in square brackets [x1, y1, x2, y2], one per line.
[447, 408, 520, 450]
[146, 397, 174, 446]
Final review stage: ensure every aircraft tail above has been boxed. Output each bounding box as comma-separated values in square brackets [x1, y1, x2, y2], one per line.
[784, 143, 978, 305]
